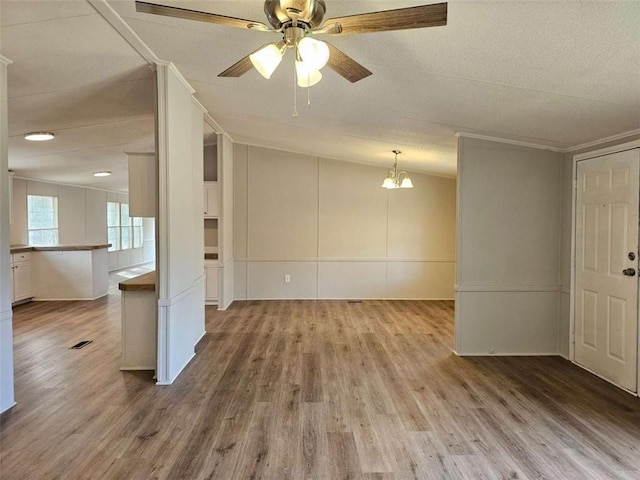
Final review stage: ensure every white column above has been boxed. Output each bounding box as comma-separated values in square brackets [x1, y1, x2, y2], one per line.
[155, 62, 205, 384]
[0, 54, 16, 413]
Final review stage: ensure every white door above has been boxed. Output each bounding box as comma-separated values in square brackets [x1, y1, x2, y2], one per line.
[575, 148, 640, 392]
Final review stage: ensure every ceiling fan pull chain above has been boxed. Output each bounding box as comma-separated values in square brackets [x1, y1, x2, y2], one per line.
[307, 75, 311, 107]
[292, 59, 299, 117]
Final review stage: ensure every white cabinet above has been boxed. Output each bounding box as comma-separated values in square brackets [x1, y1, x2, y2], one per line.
[205, 260, 218, 304]
[204, 182, 219, 218]
[11, 252, 32, 303]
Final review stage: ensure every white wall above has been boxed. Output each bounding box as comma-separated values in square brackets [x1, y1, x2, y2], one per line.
[1, 54, 15, 413]
[455, 136, 562, 355]
[218, 134, 234, 309]
[233, 145, 457, 300]
[155, 63, 205, 384]
[10, 179, 153, 271]
[558, 153, 572, 358]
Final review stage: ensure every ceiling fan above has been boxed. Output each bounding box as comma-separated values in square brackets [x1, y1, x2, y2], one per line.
[135, 0, 447, 87]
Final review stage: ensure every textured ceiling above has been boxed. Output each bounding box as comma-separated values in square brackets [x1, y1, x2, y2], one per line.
[2, 0, 155, 191]
[2, 0, 640, 191]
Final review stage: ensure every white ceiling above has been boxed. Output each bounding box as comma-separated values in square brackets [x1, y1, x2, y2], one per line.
[2, 0, 640, 191]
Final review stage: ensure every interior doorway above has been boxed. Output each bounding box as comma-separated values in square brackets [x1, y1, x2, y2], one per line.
[573, 147, 640, 393]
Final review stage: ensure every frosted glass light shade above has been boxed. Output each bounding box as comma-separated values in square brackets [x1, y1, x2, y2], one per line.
[382, 177, 397, 189]
[250, 44, 284, 79]
[295, 61, 322, 87]
[297, 37, 330, 70]
[24, 132, 54, 141]
[400, 177, 413, 188]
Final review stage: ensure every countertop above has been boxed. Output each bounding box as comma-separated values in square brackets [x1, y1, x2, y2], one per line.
[10, 243, 111, 253]
[118, 271, 156, 292]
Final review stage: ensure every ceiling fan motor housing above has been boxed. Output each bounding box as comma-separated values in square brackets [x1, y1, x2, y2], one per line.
[264, 0, 326, 30]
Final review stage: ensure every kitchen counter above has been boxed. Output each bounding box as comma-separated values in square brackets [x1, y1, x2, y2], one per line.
[9, 243, 110, 301]
[118, 271, 156, 292]
[10, 243, 110, 253]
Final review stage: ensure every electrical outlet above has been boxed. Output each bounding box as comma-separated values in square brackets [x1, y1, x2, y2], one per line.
[284, 274, 291, 283]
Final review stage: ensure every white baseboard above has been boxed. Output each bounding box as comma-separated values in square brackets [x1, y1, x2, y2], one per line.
[455, 351, 561, 357]
[120, 367, 155, 371]
[109, 260, 155, 273]
[0, 401, 17, 414]
[238, 297, 455, 301]
[33, 293, 108, 301]
[156, 352, 196, 386]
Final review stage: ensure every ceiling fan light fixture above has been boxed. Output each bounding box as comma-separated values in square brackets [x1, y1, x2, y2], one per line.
[295, 60, 322, 87]
[250, 43, 284, 79]
[24, 131, 54, 141]
[297, 36, 330, 70]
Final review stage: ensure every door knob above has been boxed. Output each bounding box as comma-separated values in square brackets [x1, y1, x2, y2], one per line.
[623, 268, 636, 276]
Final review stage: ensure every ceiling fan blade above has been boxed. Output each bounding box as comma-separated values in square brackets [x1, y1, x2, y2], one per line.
[218, 55, 254, 78]
[323, 2, 447, 36]
[218, 42, 286, 78]
[135, 1, 270, 31]
[325, 43, 372, 83]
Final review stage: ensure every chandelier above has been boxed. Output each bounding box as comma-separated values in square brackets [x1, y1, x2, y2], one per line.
[382, 150, 413, 189]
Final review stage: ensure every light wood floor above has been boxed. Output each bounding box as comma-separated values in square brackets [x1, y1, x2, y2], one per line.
[2, 294, 640, 479]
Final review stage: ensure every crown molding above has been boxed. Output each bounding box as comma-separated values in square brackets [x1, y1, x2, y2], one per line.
[456, 128, 640, 155]
[563, 128, 640, 153]
[155, 61, 196, 94]
[191, 96, 208, 114]
[88, 0, 159, 65]
[204, 112, 229, 139]
[573, 139, 640, 162]
[455, 132, 565, 152]
[236, 140, 456, 179]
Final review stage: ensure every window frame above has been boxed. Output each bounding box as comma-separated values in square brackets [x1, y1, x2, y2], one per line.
[27, 194, 59, 245]
[107, 201, 143, 252]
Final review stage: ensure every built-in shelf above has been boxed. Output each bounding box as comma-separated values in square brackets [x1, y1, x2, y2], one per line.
[204, 141, 219, 306]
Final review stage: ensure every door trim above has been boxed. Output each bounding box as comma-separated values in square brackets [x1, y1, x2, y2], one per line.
[570, 139, 640, 395]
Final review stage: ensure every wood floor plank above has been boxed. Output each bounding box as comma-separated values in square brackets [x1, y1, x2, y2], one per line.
[2, 292, 640, 479]
[361, 333, 431, 432]
[302, 402, 329, 480]
[348, 386, 393, 474]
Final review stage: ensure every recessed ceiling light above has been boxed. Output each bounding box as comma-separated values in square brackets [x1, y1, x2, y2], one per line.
[24, 132, 55, 141]
[93, 171, 112, 177]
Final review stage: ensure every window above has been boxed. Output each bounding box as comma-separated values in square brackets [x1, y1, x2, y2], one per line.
[107, 202, 120, 251]
[132, 217, 143, 249]
[27, 195, 59, 245]
[107, 202, 143, 252]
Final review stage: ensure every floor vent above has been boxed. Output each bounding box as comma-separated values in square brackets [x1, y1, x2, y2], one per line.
[70, 340, 93, 350]
[347, 300, 363, 304]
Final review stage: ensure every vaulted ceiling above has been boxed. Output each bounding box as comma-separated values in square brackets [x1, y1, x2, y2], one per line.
[3, 0, 640, 191]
